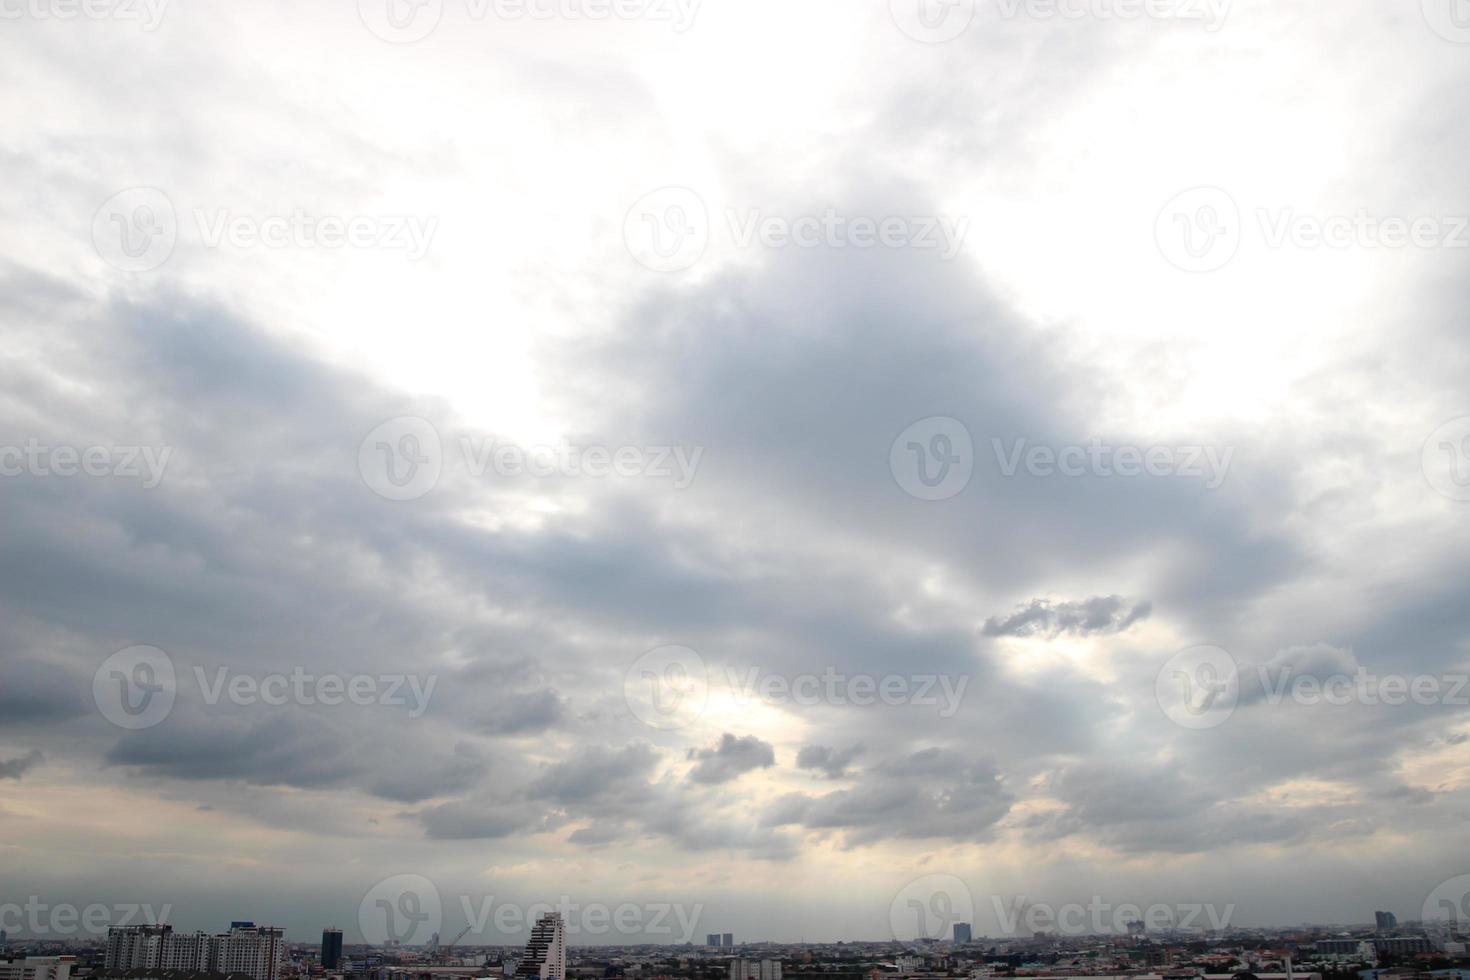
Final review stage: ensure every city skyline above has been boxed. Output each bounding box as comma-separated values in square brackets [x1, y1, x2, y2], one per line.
[3, 0, 1470, 955]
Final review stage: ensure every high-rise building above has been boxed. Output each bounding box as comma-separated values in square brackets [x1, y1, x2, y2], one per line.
[1375, 911, 1398, 931]
[321, 929, 344, 971]
[105, 923, 284, 980]
[707, 935, 721, 948]
[0, 957, 75, 980]
[209, 924, 286, 980]
[105, 925, 175, 971]
[722, 934, 734, 948]
[953, 923, 972, 944]
[729, 961, 781, 980]
[516, 913, 566, 980]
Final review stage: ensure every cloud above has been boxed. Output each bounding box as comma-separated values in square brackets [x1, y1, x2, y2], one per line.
[0, 749, 44, 780]
[686, 733, 777, 785]
[767, 748, 1013, 847]
[795, 743, 864, 779]
[982, 595, 1152, 638]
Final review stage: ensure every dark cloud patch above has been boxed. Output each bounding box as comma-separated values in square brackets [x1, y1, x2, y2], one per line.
[796, 743, 864, 779]
[0, 749, 44, 779]
[417, 799, 550, 841]
[686, 733, 776, 785]
[983, 595, 1151, 639]
[367, 742, 488, 803]
[0, 659, 88, 725]
[527, 742, 659, 803]
[476, 687, 566, 736]
[1028, 763, 1312, 855]
[767, 748, 1012, 847]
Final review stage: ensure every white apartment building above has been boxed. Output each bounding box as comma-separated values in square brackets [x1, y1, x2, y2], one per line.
[105, 923, 285, 980]
[0, 957, 75, 980]
[729, 959, 783, 980]
[211, 924, 285, 980]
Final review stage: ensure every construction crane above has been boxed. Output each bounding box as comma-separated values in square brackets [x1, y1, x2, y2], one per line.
[432, 925, 475, 963]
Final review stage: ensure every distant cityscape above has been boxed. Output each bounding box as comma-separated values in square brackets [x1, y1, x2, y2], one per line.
[3, 905, 1469, 980]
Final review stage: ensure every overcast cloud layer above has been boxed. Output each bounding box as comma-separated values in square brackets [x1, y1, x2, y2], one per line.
[2, 0, 1469, 947]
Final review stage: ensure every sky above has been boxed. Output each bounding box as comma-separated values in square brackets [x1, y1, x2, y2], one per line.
[2, 0, 1470, 949]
